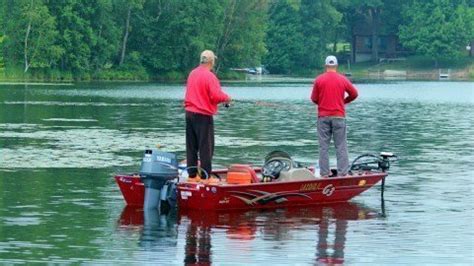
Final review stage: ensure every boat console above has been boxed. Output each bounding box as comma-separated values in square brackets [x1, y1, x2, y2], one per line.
[261, 150, 319, 182]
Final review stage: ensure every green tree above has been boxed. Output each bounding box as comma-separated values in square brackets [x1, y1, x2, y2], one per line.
[0, 0, 271, 80]
[48, 1, 122, 77]
[126, 0, 169, 74]
[3, 0, 62, 73]
[0, 0, 4, 35]
[214, 0, 268, 73]
[115, 0, 144, 66]
[264, 0, 342, 73]
[48, 1, 96, 76]
[89, 0, 121, 73]
[327, 0, 352, 54]
[300, 0, 342, 70]
[399, 0, 474, 66]
[0, 1, 4, 70]
[0, 36, 4, 71]
[264, 0, 305, 74]
[131, 0, 224, 76]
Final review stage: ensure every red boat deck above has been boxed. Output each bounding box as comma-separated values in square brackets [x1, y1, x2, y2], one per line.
[115, 168, 387, 210]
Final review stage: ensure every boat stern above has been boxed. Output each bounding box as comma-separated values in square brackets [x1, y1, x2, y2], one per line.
[115, 174, 145, 206]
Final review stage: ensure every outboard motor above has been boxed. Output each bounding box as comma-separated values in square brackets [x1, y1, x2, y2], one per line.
[140, 149, 178, 210]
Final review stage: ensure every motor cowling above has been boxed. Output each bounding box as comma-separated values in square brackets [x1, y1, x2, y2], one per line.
[139, 149, 178, 210]
[140, 149, 178, 187]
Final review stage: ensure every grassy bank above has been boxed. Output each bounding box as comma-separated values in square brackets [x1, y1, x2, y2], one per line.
[0, 66, 150, 83]
[0, 66, 246, 83]
[1, 56, 472, 83]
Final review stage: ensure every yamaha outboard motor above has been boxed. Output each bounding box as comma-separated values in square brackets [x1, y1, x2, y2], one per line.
[140, 149, 178, 210]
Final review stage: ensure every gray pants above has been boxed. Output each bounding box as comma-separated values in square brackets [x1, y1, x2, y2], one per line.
[317, 117, 349, 176]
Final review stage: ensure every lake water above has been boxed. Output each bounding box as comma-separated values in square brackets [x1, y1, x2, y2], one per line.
[0, 81, 473, 264]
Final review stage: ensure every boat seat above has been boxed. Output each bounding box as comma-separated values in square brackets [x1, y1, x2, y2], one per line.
[227, 164, 260, 184]
[277, 168, 316, 182]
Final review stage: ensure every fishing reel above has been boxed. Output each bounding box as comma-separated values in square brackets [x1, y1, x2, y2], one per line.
[350, 152, 397, 172]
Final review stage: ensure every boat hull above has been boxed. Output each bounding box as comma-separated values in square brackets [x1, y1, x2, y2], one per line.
[115, 174, 145, 207]
[115, 171, 386, 210]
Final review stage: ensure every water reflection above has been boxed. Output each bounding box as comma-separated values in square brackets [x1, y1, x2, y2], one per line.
[183, 217, 213, 265]
[118, 207, 178, 251]
[118, 203, 381, 265]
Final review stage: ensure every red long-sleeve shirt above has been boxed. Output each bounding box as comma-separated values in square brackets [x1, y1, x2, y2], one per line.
[184, 65, 230, 116]
[310, 72, 358, 117]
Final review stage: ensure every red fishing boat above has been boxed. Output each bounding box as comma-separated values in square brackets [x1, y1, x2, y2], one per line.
[115, 150, 396, 211]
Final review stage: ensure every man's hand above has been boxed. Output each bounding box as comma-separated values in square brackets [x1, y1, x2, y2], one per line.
[224, 96, 232, 108]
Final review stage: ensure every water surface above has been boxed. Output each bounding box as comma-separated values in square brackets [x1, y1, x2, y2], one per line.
[0, 81, 473, 264]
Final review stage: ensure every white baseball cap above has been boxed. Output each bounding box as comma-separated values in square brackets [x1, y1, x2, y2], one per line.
[325, 55, 338, 66]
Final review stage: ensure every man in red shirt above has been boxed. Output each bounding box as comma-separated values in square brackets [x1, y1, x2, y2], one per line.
[311, 55, 358, 177]
[184, 50, 231, 183]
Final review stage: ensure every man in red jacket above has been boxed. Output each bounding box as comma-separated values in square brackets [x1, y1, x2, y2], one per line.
[311, 55, 358, 177]
[184, 50, 231, 183]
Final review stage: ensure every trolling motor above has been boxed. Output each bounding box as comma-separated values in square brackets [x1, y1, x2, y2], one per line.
[379, 152, 397, 172]
[350, 152, 397, 199]
[139, 149, 179, 210]
[350, 152, 397, 172]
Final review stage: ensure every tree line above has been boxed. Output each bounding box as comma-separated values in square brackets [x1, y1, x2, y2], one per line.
[0, 0, 472, 80]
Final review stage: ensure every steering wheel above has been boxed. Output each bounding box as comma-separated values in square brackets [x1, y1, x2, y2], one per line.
[262, 158, 292, 179]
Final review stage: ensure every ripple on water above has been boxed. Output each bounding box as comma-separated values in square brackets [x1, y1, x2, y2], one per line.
[42, 118, 98, 122]
[0, 126, 181, 168]
[3, 217, 42, 226]
[4, 101, 153, 107]
[0, 123, 319, 169]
